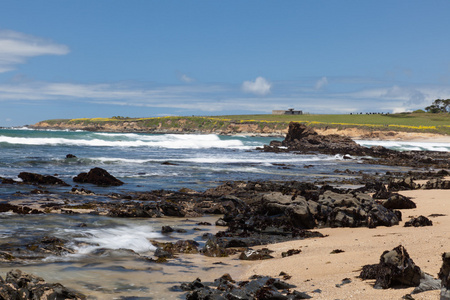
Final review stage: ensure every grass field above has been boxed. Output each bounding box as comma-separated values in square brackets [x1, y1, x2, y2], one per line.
[213, 113, 449, 126]
[40, 113, 450, 135]
[210, 113, 450, 134]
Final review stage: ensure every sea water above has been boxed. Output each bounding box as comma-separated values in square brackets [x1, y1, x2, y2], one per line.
[0, 128, 449, 299]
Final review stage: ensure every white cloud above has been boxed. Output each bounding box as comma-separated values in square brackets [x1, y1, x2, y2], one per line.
[0, 76, 449, 115]
[242, 76, 271, 96]
[392, 107, 410, 114]
[179, 74, 195, 83]
[314, 76, 328, 90]
[0, 30, 69, 73]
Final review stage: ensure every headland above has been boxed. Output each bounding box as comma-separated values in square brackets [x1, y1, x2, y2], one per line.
[30, 112, 450, 141]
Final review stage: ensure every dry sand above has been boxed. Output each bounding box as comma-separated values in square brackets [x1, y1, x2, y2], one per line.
[315, 127, 450, 143]
[241, 189, 450, 299]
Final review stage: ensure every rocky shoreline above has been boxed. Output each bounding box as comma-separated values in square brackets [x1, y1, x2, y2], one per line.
[0, 122, 449, 299]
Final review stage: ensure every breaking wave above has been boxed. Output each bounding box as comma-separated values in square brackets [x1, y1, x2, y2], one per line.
[356, 140, 450, 152]
[0, 133, 248, 149]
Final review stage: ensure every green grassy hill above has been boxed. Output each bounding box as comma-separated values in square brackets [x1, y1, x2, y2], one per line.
[35, 113, 450, 135]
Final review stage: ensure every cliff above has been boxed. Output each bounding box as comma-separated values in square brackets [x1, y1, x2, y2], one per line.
[31, 117, 290, 136]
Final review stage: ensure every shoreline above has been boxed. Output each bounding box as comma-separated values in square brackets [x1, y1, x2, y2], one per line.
[240, 189, 450, 299]
[24, 125, 450, 143]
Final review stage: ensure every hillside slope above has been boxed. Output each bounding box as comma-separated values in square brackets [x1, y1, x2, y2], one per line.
[31, 114, 450, 141]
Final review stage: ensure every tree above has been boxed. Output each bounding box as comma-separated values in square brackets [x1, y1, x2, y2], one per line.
[425, 99, 450, 113]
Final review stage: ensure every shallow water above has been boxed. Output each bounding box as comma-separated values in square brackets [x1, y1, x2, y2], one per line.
[0, 214, 238, 299]
[0, 128, 448, 298]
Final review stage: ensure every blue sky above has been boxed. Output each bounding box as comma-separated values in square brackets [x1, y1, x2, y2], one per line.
[1, 1, 450, 126]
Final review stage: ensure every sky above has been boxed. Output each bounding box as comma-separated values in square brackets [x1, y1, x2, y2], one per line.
[1, 1, 450, 126]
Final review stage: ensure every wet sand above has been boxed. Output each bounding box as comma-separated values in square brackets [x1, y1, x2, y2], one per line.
[242, 189, 450, 299]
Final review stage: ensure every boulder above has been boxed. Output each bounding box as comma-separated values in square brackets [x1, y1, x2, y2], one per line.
[18, 172, 69, 186]
[382, 194, 416, 209]
[73, 167, 124, 186]
[239, 248, 274, 260]
[201, 239, 229, 257]
[360, 245, 440, 293]
[439, 252, 450, 299]
[404, 216, 433, 227]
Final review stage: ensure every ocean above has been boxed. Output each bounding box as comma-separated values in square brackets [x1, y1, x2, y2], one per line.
[0, 128, 449, 299]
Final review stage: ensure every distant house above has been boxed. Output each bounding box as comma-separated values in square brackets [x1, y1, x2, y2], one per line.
[272, 108, 303, 115]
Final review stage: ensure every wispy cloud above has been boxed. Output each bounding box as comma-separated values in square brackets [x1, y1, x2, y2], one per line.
[242, 76, 271, 96]
[0, 30, 69, 73]
[314, 76, 328, 90]
[0, 77, 447, 115]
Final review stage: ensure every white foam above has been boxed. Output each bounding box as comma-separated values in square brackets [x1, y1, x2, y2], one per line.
[356, 140, 450, 152]
[0, 134, 247, 149]
[67, 225, 161, 255]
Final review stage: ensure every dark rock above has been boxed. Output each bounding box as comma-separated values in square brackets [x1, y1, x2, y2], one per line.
[423, 178, 450, 190]
[152, 240, 199, 259]
[161, 226, 174, 233]
[439, 252, 450, 299]
[261, 122, 450, 169]
[18, 172, 69, 186]
[30, 189, 49, 194]
[330, 249, 345, 254]
[0, 269, 85, 299]
[0, 203, 41, 215]
[73, 167, 124, 186]
[335, 278, 351, 288]
[359, 245, 421, 288]
[197, 222, 212, 226]
[281, 249, 302, 258]
[388, 177, 417, 191]
[66, 154, 77, 158]
[0, 178, 15, 184]
[371, 181, 392, 199]
[284, 122, 317, 142]
[404, 216, 433, 227]
[239, 248, 274, 260]
[382, 194, 416, 209]
[181, 274, 311, 300]
[180, 278, 206, 291]
[201, 239, 229, 257]
[360, 245, 439, 292]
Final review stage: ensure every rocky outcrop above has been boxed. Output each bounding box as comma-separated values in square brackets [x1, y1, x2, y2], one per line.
[262, 122, 450, 168]
[264, 122, 367, 156]
[0, 269, 86, 299]
[179, 274, 312, 300]
[18, 172, 69, 186]
[73, 167, 124, 186]
[423, 178, 450, 190]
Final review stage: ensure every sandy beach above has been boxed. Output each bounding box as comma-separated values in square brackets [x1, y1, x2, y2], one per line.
[242, 188, 450, 299]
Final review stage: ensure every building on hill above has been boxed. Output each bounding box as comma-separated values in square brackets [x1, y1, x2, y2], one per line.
[272, 108, 303, 115]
